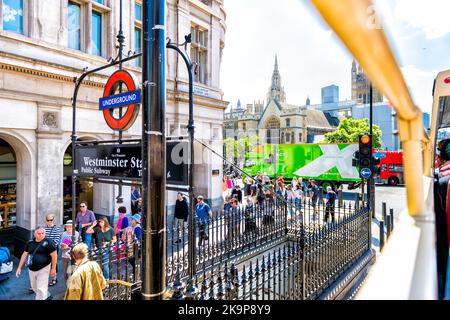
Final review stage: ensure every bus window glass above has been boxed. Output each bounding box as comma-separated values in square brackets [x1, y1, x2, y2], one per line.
[438, 96, 450, 129]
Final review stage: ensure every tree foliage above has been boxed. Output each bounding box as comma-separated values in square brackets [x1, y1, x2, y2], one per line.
[224, 135, 260, 161]
[323, 118, 382, 149]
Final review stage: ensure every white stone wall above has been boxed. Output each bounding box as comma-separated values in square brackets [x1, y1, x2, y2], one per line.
[0, 0, 227, 234]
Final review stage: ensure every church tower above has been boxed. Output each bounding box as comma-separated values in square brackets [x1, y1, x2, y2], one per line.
[351, 59, 383, 104]
[267, 55, 286, 103]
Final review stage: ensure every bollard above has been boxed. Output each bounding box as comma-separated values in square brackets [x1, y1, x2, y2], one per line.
[379, 220, 385, 251]
[389, 213, 394, 234]
[382, 202, 387, 224]
[389, 208, 394, 231]
[386, 216, 391, 239]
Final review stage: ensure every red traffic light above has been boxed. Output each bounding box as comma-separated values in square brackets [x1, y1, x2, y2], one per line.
[360, 135, 371, 144]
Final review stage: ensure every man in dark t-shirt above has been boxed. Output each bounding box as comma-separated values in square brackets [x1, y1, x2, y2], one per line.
[231, 185, 243, 203]
[310, 180, 320, 217]
[16, 226, 57, 300]
[324, 186, 337, 223]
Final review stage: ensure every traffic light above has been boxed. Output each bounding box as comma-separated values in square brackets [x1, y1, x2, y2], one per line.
[359, 134, 372, 177]
[372, 155, 381, 175]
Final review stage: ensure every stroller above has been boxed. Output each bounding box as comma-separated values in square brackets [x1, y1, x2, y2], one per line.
[0, 246, 13, 281]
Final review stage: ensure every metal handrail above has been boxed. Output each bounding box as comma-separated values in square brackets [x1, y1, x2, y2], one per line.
[310, 0, 437, 299]
[311, 0, 426, 217]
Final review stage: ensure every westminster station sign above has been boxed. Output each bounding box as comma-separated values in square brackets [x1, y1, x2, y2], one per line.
[74, 144, 142, 180]
[74, 141, 189, 184]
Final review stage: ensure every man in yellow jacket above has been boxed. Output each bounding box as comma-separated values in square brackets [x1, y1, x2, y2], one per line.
[64, 242, 106, 300]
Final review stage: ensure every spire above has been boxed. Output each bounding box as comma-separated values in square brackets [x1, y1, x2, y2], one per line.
[267, 54, 286, 103]
[306, 96, 310, 106]
[237, 99, 242, 110]
[352, 59, 356, 72]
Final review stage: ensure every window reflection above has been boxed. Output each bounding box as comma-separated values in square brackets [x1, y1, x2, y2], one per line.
[135, 3, 142, 21]
[438, 96, 450, 129]
[68, 2, 80, 50]
[91, 11, 102, 56]
[2, 0, 23, 34]
[135, 28, 142, 67]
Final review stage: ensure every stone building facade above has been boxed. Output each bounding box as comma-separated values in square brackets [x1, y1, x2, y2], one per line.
[0, 0, 227, 254]
[351, 59, 383, 104]
[224, 56, 335, 153]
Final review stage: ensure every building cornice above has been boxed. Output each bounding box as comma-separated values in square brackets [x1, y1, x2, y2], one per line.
[167, 90, 229, 111]
[188, 0, 226, 22]
[0, 62, 104, 88]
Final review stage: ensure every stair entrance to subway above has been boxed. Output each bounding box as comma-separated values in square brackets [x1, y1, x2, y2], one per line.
[165, 139, 375, 300]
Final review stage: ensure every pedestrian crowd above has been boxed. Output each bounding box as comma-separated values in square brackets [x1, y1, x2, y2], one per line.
[186, 171, 338, 247]
[15, 200, 142, 300]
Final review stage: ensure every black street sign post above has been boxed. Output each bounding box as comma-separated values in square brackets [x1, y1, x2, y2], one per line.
[141, 0, 166, 300]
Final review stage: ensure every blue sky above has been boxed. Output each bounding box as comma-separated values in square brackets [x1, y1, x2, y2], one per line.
[220, 0, 450, 114]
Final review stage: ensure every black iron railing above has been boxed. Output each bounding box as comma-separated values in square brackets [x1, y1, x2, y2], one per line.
[170, 204, 369, 300]
[166, 197, 288, 283]
[87, 191, 369, 300]
[81, 237, 142, 300]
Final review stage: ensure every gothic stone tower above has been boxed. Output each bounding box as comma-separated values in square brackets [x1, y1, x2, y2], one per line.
[351, 60, 383, 104]
[267, 55, 286, 103]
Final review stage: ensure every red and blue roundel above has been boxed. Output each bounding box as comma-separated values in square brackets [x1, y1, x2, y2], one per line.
[100, 70, 140, 131]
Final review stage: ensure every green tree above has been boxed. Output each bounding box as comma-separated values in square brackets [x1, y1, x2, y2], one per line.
[323, 118, 382, 149]
[224, 135, 260, 164]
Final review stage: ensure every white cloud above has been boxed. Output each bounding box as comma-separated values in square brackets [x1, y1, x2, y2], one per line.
[220, 0, 443, 117]
[2, 5, 22, 23]
[401, 65, 437, 113]
[221, 0, 353, 110]
[393, 0, 450, 40]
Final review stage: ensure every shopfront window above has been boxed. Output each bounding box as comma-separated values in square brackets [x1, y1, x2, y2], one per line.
[0, 138, 17, 229]
[2, 0, 23, 34]
[63, 144, 93, 223]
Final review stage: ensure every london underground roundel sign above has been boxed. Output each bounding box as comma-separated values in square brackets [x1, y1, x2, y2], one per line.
[100, 70, 140, 131]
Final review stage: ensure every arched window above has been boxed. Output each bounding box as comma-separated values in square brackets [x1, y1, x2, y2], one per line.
[291, 132, 295, 143]
[265, 116, 280, 144]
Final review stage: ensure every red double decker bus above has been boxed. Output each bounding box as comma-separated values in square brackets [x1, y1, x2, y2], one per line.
[374, 150, 404, 186]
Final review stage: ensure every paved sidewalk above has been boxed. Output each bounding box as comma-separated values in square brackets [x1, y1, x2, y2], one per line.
[0, 255, 67, 300]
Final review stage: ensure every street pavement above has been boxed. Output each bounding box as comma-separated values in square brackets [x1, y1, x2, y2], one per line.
[0, 254, 67, 300]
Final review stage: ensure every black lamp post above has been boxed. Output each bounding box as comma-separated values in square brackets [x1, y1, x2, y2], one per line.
[166, 35, 196, 280]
